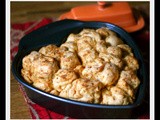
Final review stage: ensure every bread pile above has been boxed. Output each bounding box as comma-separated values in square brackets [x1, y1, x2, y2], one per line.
[21, 27, 140, 105]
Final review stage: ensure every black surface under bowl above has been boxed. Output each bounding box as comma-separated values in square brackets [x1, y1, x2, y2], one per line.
[12, 19, 147, 119]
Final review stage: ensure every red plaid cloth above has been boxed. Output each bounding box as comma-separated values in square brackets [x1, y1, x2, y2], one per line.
[11, 18, 149, 119]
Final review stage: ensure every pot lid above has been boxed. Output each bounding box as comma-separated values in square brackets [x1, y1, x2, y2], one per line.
[59, 2, 145, 33]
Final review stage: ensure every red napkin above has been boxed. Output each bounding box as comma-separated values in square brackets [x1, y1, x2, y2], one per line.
[11, 18, 149, 119]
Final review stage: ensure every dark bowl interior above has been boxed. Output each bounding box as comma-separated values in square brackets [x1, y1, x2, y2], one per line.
[11, 19, 147, 118]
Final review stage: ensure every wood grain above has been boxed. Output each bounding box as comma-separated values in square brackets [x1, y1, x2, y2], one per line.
[11, 2, 96, 23]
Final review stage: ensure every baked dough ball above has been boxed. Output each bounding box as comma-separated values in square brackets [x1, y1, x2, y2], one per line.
[79, 28, 101, 42]
[81, 58, 105, 80]
[95, 63, 119, 86]
[116, 78, 135, 99]
[59, 78, 103, 103]
[21, 51, 59, 92]
[82, 36, 97, 49]
[32, 79, 53, 92]
[99, 53, 124, 69]
[60, 51, 81, 69]
[60, 41, 78, 53]
[101, 86, 133, 105]
[95, 40, 108, 53]
[21, 51, 40, 83]
[39, 44, 60, 61]
[117, 44, 134, 57]
[22, 51, 39, 70]
[66, 33, 81, 43]
[52, 69, 78, 92]
[118, 70, 140, 90]
[124, 55, 139, 71]
[78, 48, 98, 65]
[106, 46, 122, 58]
[77, 37, 93, 52]
[105, 35, 123, 46]
[115, 70, 140, 100]
[30, 55, 59, 81]
[96, 27, 110, 39]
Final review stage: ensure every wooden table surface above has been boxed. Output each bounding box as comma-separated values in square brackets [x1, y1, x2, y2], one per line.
[10, 1, 149, 119]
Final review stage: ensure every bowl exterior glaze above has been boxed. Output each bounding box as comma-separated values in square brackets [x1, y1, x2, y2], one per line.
[12, 19, 147, 119]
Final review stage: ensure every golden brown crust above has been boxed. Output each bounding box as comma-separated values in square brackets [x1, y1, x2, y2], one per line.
[21, 51, 59, 92]
[95, 63, 119, 86]
[21, 27, 140, 105]
[39, 44, 61, 61]
[101, 86, 133, 105]
[60, 51, 81, 69]
[59, 78, 103, 103]
[52, 69, 78, 92]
